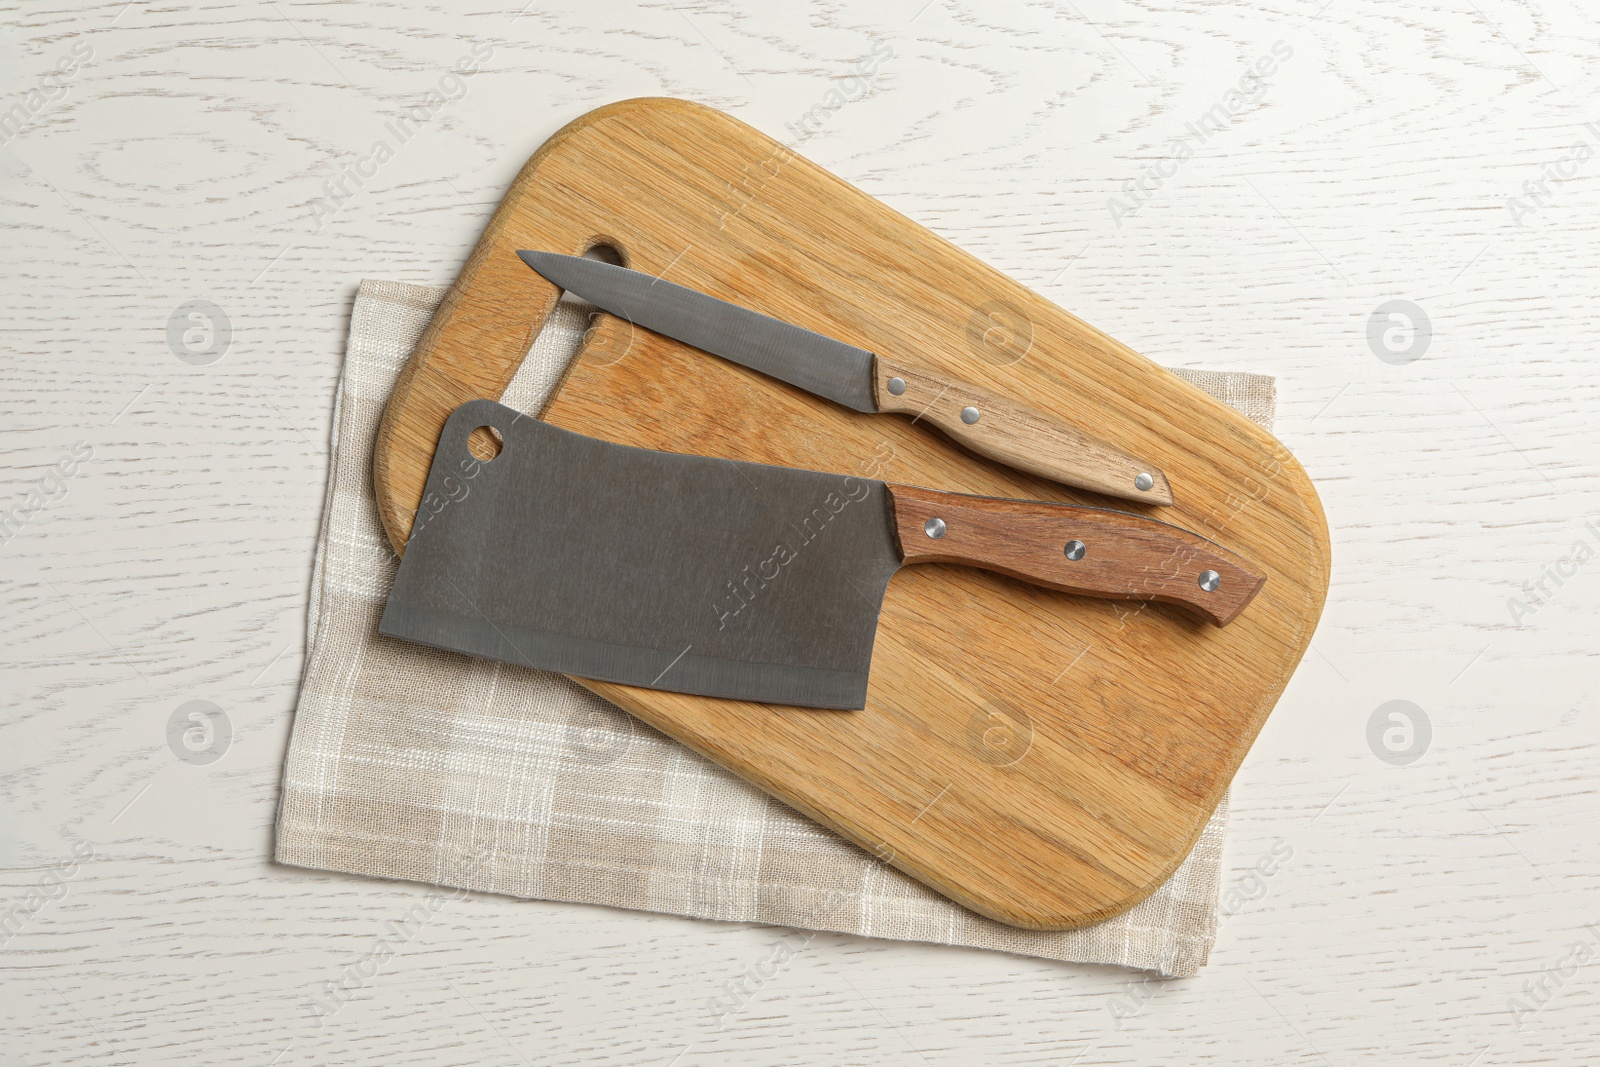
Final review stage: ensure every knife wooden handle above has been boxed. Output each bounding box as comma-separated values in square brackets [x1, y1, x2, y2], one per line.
[871, 355, 1174, 505]
[885, 483, 1263, 626]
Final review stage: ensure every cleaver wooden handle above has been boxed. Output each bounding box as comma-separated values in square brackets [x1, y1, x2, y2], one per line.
[886, 483, 1264, 626]
[872, 354, 1175, 505]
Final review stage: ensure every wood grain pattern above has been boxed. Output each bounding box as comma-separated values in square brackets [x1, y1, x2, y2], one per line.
[371, 98, 1329, 929]
[884, 484, 1264, 625]
[8, 0, 1600, 1061]
[873, 354, 1176, 503]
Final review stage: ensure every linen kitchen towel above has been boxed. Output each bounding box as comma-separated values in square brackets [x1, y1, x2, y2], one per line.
[275, 279, 1276, 978]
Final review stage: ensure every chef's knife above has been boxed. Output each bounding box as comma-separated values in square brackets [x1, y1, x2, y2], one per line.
[517, 250, 1175, 506]
[380, 400, 1262, 710]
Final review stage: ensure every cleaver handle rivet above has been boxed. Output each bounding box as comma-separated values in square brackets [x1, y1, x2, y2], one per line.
[887, 376, 907, 396]
[1063, 539, 1086, 561]
[1135, 472, 1154, 492]
[960, 406, 981, 425]
[1198, 569, 1221, 592]
[924, 517, 947, 539]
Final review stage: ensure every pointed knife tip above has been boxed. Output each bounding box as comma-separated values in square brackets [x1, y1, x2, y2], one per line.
[516, 249, 566, 284]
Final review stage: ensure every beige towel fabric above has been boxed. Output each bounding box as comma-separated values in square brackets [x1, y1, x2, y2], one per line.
[275, 279, 1277, 978]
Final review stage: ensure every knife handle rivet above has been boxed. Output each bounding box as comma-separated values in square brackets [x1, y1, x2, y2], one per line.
[887, 376, 907, 396]
[960, 406, 981, 425]
[1135, 472, 1155, 492]
[1198, 569, 1221, 592]
[1063, 539, 1086, 561]
[924, 517, 947, 539]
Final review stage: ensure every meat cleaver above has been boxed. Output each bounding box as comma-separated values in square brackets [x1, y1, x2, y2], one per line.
[517, 250, 1175, 506]
[380, 400, 1264, 710]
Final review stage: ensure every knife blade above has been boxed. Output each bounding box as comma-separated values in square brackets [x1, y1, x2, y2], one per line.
[380, 400, 1262, 709]
[517, 250, 1175, 506]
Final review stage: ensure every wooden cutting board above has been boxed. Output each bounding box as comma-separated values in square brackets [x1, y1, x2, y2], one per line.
[373, 98, 1330, 930]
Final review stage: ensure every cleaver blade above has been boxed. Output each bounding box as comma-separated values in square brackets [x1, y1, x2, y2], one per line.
[379, 401, 1265, 710]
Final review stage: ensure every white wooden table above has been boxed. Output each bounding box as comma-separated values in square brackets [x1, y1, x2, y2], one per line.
[3, 1, 1596, 1063]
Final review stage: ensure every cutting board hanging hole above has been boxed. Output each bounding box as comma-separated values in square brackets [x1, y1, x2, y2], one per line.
[582, 242, 625, 267]
[557, 244, 627, 307]
[467, 425, 503, 462]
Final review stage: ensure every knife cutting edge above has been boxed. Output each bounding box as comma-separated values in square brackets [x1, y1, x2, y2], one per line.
[516, 250, 1176, 507]
[380, 401, 1263, 709]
